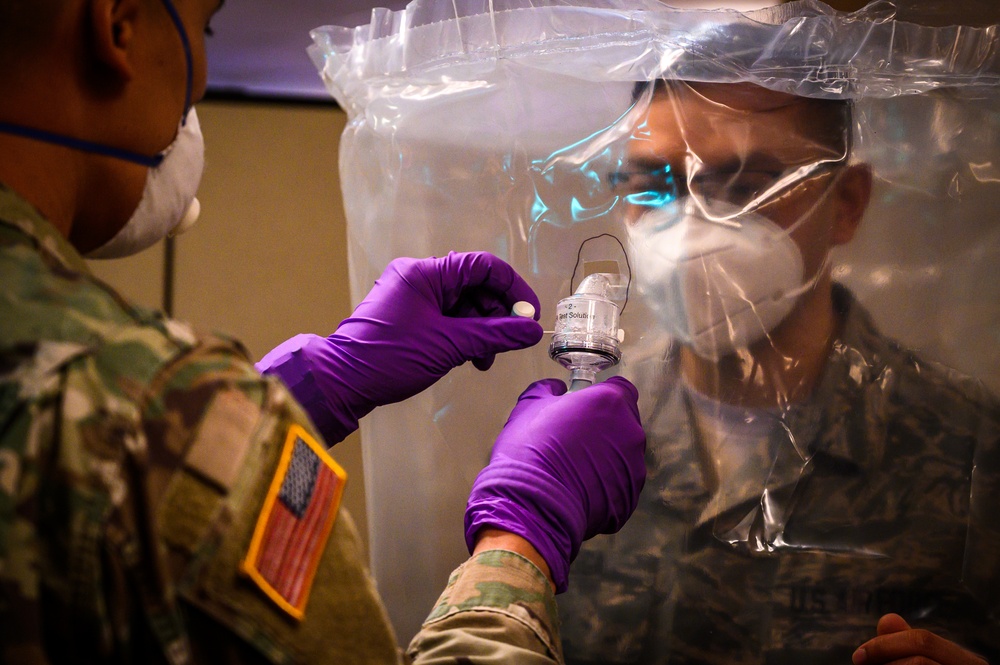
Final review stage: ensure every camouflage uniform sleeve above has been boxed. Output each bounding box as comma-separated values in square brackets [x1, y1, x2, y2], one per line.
[406, 549, 564, 664]
[1, 199, 405, 663]
[147, 335, 404, 664]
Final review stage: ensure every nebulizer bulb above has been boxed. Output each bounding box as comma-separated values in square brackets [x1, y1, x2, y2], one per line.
[548, 273, 624, 392]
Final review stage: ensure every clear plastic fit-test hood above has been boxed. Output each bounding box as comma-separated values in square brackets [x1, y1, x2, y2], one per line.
[308, 0, 1000, 658]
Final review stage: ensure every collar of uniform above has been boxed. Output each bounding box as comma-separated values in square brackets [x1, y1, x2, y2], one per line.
[783, 283, 891, 471]
[0, 182, 92, 276]
[680, 287, 895, 536]
[641, 285, 891, 523]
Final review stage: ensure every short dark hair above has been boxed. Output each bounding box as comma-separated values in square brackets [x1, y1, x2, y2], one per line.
[0, 0, 64, 68]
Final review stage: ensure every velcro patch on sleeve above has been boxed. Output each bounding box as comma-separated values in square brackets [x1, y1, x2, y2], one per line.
[240, 424, 347, 620]
[185, 389, 259, 492]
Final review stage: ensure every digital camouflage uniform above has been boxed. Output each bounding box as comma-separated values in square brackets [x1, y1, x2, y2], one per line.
[0, 184, 563, 665]
[559, 284, 1000, 664]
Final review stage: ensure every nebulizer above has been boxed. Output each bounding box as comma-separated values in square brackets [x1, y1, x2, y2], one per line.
[547, 272, 626, 389]
[514, 258, 627, 390]
[522, 233, 630, 390]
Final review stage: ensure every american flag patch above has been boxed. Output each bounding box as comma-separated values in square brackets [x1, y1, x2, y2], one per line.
[241, 424, 346, 620]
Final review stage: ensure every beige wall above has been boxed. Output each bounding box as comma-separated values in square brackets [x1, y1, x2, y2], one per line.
[87, 100, 368, 553]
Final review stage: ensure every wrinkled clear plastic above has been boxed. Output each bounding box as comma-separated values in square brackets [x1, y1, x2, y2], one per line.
[310, 1, 1000, 658]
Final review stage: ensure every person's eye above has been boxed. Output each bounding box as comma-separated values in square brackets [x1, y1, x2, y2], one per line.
[606, 171, 631, 190]
[608, 165, 670, 189]
[691, 170, 781, 204]
[608, 166, 682, 207]
[728, 177, 768, 200]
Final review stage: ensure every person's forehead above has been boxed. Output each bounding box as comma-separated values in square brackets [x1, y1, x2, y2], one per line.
[685, 81, 809, 112]
[630, 82, 832, 167]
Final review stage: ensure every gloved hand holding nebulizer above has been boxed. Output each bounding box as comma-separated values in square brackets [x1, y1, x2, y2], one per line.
[464, 375, 646, 594]
[548, 272, 627, 391]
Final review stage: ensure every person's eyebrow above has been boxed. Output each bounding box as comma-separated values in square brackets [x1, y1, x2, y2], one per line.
[691, 151, 788, 175]
[620, 157, 673, 172]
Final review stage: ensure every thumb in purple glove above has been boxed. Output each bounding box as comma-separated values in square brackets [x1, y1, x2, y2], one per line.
[464, 376, 646, 593]
[256, 252, 543, 446]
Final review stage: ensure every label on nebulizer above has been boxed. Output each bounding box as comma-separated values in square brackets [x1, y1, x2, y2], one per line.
[554, 297, 617, 336]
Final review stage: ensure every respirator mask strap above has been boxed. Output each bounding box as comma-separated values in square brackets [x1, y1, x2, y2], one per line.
[0, 122, 166, 168]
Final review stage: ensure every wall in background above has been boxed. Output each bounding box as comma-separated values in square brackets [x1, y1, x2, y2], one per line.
[86, 101, 369, 555]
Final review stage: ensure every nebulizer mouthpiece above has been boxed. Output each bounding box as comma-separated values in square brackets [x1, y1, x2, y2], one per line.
[548, 273, 626, 391]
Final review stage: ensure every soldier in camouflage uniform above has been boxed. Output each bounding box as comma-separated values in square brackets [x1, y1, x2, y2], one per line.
[0, 1, 647, 663]
[557, 80, 1000, 664]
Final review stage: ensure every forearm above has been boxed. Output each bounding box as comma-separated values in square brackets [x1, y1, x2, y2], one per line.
[406, 546, 563, 664]
[472, 529, 556, 592]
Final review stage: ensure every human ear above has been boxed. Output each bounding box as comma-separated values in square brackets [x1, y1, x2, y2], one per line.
[88, 0, 141, 81]
[829, 163, 872, 246]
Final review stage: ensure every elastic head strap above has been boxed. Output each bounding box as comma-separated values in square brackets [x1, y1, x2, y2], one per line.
[0, 121, 165, 167]
[159, 0, 194, 120]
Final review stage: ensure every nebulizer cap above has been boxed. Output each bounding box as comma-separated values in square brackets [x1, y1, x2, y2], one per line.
[548, 272, 626, 391]
[511, 300, 537, 319]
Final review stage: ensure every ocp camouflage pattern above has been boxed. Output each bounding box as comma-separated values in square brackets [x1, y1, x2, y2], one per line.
[408, 550, 564, 664]
[0, 183, 403, 663]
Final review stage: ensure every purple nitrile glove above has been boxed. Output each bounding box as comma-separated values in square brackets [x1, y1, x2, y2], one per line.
[256, 251, 543, 445]
[464, 376, 646, 593]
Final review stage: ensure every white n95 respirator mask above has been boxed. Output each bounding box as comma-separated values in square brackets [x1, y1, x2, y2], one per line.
[86, 108, 205, 259]
[626, 197, 823, 360]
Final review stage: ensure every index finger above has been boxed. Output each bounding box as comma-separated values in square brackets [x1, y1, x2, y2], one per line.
[436, 251, 541, 318]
